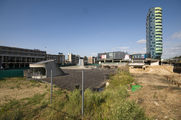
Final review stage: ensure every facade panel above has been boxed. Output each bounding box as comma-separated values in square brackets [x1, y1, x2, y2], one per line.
[146, 7, 162, 59]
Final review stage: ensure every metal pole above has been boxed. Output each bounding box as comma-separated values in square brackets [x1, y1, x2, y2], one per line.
[82, 70, 84, 119]
[51, 70, 52, 104]
[33, 68, 34, 80]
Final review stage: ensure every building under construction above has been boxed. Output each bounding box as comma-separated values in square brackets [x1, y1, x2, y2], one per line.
[0, 46, 65, 68]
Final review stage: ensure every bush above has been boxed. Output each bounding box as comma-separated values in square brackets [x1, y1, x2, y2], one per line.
[112, 99, 147, 120]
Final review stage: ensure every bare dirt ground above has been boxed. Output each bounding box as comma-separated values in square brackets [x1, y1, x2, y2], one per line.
[129, 65, 181, 120]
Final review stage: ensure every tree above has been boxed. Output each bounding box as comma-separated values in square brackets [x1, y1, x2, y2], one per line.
[84, 56, 87, 59]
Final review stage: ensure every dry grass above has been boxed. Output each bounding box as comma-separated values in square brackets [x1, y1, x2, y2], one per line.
[0, 77, 58, 106]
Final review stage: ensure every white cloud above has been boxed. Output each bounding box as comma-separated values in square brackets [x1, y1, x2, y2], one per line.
[162, 44, 181, 59]
[91, 53, 97, 56]
[112, 48, 116, 51]
[10, 46, 19, 48]
[171, 31, 181, 40]
[117, 47, 130, 50]
[137, 39, 146, 44]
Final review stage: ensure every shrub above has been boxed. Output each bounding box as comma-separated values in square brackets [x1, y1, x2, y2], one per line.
[112, 99, 147, 120]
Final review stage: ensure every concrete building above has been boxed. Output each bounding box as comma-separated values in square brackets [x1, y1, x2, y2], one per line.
[88, 56, 96, 64]
[29, 60, 64, 78]
[146, 7, 162, 59]
[46, 53, 65, 65]
[97, 51, 126, 60]
[0, 46, 46, 68]
[68, 53, 80, 65]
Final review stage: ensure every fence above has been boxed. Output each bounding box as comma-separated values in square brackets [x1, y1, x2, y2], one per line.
[0, 70, 24, 79]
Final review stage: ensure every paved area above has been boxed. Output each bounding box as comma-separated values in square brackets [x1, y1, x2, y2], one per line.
[40, 68, 117, 91]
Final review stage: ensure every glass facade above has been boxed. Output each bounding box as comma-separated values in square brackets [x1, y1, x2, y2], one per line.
[146, 7, 162, 59]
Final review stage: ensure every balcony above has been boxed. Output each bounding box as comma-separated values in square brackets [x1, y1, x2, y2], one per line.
[156, 51, 162, 53]
[155, 26, 162, 29]
[155, 28, 162, 31]
[155, 11, 162, 13]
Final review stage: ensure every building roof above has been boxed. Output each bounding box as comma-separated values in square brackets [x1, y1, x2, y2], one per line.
[31, 60, 54, 65]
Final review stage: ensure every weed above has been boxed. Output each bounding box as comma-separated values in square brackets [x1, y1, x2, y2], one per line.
[54, 89, 62, 95]
[25, 93, 47, 105]
[45, 84, 47, 88]
[40, 100, 48, 109]
[135, 81, 139, 85]
[153, 92, 157, 99]
[37, 84, 41, 87]
[47, 88, 50, 91]
[112, 99, 148, 120]
[1, 99, 20, 113]
[30, 80, 38, 83]
[0, 109, 23, 120]
[16, 84, 21, 89]
[31, 83, 36, 87]
[10, 86, 14, 89]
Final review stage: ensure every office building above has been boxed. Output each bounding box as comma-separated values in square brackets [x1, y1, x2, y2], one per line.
[97, 51, 126, 60]
[0, 46, 46, 68]
[146, 7, 162, 59]
[46, 53, 65, 65]
[68, 53, 80, 65]
[88, 56, 96, 64]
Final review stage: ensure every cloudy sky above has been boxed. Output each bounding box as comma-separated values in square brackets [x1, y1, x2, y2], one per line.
[0, 0, 181, 59]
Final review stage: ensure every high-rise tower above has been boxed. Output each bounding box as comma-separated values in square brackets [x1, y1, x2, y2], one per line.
[146, 7, 162, 59]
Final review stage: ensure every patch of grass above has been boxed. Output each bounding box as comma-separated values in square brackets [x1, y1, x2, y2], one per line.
[45, 84, 48, 88]
[16, 84, 21, 89]
[112, 99, 148, 120]
[54, 89, 62, 95]
[108, 70, 134, 88]
[1, 99, 20, 113]
[25, 93, 47, 106]
[31, 83, 36, 87]
[30, 80, 38, 83]
[0, 109, 24, 120]
[37, 84, 41, 87]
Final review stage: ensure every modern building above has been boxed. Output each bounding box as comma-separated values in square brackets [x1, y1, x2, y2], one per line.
[46, 53, 65, 65]
[68, 53, 80, 65]
[0, 46, 46, 68]
[146, 7, 162, 59]
[130, 53, 147, 60]
[97, 51, 126, 60]
[88, 56, 96, 64]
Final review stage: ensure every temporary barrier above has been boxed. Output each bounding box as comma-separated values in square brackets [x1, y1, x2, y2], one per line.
[0, 70, 24, 78]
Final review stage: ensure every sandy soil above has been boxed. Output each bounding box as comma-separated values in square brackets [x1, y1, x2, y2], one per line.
[129, 65, 181, 120]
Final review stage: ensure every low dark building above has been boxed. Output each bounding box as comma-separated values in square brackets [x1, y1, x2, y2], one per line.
[97, 51, 126, 60]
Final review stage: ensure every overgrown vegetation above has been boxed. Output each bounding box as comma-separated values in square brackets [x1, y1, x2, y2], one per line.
[0, 67, 151, 120]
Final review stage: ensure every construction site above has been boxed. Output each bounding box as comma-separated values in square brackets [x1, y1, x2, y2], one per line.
[0, 59, 181, 119]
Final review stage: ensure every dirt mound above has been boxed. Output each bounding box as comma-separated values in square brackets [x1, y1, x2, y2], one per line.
[130, 65, 174, 75]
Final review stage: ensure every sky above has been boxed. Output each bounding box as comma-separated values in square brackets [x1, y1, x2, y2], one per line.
[0, 0, 181, 59]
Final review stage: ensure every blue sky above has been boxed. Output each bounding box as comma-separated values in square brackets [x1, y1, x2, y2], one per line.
[0, 0, 181, 59]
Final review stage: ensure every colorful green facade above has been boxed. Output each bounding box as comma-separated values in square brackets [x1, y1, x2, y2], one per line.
[146, 7, 162, 59]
